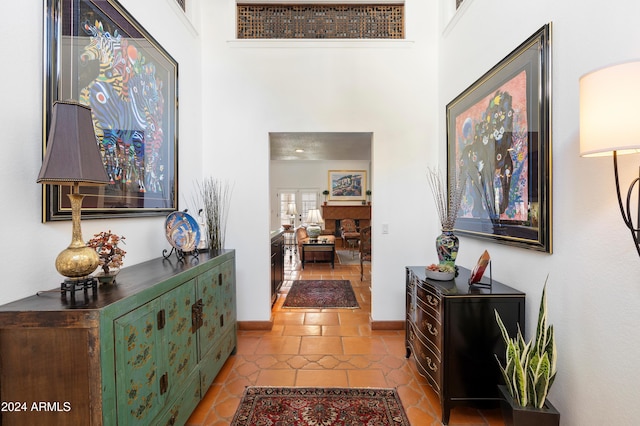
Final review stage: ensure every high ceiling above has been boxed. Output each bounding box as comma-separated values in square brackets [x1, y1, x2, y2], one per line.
[269, 132, 372, 161]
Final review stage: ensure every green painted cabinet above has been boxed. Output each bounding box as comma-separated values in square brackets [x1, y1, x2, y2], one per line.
[0, 250, 236, 426]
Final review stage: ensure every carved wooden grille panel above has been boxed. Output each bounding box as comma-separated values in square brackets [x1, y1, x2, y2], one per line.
[237, 4, 404, 39]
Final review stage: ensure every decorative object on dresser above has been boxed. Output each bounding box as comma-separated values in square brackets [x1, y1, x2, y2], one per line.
[446, 24, 552, 253]
[468, 250, 491, 285]
[579, 61, 640, 257]
[163, 210, 201, 261]
[194, 177, 233, 252]
[405, 266, 525, 425]
[0, 250, 236, 426]
[86, 230, 126, 285]
[323, 189, 330, 204]
[36, 101, 111, 295]
[495, 280, 559, 425]
[305, 209, 324, 240]
[427, 167, 465, 267]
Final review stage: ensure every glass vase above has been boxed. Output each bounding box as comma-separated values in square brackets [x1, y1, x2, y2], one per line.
[436, 229, 459, 266]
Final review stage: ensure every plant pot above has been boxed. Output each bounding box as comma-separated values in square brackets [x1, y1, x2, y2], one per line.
[498, 385, 560, 426]
[96, 270, 119, 285]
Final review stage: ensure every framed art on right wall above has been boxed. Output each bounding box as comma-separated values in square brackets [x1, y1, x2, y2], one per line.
[447, 23, 552, 253]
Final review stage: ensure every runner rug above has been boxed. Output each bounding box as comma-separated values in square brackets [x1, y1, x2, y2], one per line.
[230, 387, 411, 426]
[283, 280, 359, 308]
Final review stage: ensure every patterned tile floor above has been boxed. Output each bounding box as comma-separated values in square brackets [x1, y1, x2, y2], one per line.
[187, 247, 505, 425]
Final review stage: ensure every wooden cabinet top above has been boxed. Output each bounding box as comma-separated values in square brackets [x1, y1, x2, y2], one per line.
[406, 266, 525, 297]
[0, 250, 235, 316]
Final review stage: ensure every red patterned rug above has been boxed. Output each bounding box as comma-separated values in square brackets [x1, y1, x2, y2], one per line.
[283, 280, 359, 308]
[230, 387, 411, 425]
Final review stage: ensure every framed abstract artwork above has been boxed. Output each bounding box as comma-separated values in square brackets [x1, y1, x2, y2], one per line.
[446, 24, 552, 252]
[328, 170, 367, 201]
[43, 0, 178, 221]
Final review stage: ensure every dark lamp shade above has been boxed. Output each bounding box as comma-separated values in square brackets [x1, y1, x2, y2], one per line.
[37, 101, 110, 186]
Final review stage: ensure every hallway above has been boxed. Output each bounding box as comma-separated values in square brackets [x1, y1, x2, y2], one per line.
[187, 249, 505, 425]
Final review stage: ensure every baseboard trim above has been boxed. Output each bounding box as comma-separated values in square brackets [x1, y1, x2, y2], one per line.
[238, 320, 273, 330]
[371, 320, 404, 330]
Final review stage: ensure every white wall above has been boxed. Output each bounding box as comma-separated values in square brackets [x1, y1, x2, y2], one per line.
[269, 159, 371, 230]
[440, 0, 640, 424]
[0, 0, 202, 303]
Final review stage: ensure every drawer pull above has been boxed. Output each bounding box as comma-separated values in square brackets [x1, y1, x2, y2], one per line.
[424, 321, 438, 336]
[421, 353, 438, 371]
[426, 295, 439, 307]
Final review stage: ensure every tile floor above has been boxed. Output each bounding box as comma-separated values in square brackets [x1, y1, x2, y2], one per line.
[186, 247, 506, 425]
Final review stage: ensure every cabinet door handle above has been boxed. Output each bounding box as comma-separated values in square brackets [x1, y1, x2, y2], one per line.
[218, 273, 223, 286]
[192, 299, 204, 332]
[160, 372, 168, 395]
[157, 309, 166, 330]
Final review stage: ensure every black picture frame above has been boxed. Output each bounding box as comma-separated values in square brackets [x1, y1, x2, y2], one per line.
[43, 0, 178, 221]
[446, 24, 552, 252]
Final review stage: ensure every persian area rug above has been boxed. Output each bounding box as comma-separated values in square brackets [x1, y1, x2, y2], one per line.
[283, 280, 359, 308]
[230, 387, 411, 426]
[336, 249, 360, 265]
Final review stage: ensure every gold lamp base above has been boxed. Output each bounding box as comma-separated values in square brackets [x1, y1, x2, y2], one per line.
[55, 192, 100, 279]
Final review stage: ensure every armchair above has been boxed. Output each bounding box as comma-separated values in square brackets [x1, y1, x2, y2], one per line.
[340, 218, 360, 254]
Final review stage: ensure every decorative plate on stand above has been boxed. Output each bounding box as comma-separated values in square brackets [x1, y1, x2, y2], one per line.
[165, 211, 201, 252]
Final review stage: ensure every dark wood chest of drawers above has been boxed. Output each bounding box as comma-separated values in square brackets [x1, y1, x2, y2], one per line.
[405, 266, 525, 425]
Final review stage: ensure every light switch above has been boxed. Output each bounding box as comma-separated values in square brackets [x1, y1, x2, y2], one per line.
[382, 224, 389, 234]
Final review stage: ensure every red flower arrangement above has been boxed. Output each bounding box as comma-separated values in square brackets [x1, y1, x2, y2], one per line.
[87, 230, 126, 274]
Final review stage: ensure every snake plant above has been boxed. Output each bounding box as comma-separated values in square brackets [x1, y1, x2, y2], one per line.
[495, 280, 557, 408]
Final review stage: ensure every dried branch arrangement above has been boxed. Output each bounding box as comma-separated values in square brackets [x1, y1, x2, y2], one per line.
[194, 178, 234, 252]
[427, 168, 465, 230]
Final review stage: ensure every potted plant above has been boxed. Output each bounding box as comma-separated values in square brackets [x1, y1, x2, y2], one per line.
[365, 189, 372, 205]
[494, 280, 559, 426]
[87, 230, 126, 284]
[322, 190, 330, 205]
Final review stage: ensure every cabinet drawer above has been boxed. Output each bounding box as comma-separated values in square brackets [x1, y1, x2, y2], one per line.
[154, 370, 201, 426]
[200, 328, 237, 392]
[415, 305, 442, 351]
[408, 322, 441, 391]
[416, 284, 441, 319]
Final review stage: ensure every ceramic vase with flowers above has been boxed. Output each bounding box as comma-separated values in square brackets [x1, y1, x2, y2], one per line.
[87, 230, 126, 285]
[428, 168, 465, 267]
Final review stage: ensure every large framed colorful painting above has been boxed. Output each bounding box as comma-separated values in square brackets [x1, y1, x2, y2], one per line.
[328, 170, 367, 201]
[446, 24, 552, 252]
[43, 0, 178, 221]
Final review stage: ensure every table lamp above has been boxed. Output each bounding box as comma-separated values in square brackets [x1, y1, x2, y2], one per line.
[37, 101, 110, 290]
[286, 203, 298, 227]
[305, 209, 324, 241]
[580, 61, 640, 257]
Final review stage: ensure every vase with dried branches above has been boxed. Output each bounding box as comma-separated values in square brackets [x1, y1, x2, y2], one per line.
[194, 178, 233, 252]
[427, 168, 466, 266]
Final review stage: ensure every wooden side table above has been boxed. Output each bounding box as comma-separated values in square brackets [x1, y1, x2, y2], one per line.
[301, 241, 335, 269]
